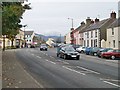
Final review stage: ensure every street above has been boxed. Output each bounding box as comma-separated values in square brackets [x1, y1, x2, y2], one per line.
[11, 48, 120, 88]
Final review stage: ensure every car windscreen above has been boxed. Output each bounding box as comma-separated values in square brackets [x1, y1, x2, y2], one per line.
[65, 47, 75, 52]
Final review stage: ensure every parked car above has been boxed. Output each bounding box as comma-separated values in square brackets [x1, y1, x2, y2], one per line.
[76, 46, 86, 53]
[40, 44, 48, 51]
[101, 49, 120, 59]
[58, 46, 80, 60]
[97, 48, 113, 58]
[89, 47, 100, 56]
[85, 47, 93, 55]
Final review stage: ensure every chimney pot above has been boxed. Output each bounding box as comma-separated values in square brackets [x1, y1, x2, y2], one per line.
[95, 18, 99, 23]
[110, 11, 116, 19]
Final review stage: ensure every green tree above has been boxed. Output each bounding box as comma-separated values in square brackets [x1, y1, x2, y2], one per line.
[2, 2, 31, 50]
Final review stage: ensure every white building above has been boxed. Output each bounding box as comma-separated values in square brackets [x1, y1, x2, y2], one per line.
[25, 31, 35, 47]
[106, 18, 120, 49]
[65, 32, 71, 44]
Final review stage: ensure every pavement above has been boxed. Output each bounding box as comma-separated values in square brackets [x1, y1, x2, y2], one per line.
[2, 49, 41, 88]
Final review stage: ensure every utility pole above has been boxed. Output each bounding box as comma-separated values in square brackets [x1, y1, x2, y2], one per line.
[23, 25, 27, 47]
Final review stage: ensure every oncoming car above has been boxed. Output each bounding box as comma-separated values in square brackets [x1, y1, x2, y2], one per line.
[58, 46, 80, 60]
[40, 44, 48, 51]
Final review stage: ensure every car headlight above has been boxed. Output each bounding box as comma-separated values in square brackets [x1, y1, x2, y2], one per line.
[77, 53, 80, 55]
[67, 53, 71, 55]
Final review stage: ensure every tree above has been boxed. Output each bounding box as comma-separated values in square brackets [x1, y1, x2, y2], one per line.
[2, 2, 31, 50]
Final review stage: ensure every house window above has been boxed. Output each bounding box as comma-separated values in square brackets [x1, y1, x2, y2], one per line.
[91, 40, 93, 47]
[113, 40, 115, 48]
[91, 31, 93, 38]
[87, 40, 89, 47]
[95, 31, 97, 37]
[112, 28, 114, 35]
[87, 32, 89, 38]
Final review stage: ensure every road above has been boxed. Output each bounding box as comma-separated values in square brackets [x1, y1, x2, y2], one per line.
[15, 48, 119, 88]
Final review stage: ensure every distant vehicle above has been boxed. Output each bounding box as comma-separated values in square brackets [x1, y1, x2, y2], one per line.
[72, 44, 82, 50]
[97, 48, 113, 58]
[101, 49, 120, 59]
[89, 47, 100, 56]
[30, 44, 35, 48]
[58, 46, 80, 60]
[85, 47, 93, 55]
[40, 44, 48, 51]
[76, 46, 86, 53]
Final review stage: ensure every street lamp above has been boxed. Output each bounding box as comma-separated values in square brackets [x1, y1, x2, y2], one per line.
[68, 18, 74, 28]
[23, 25, 27, 47]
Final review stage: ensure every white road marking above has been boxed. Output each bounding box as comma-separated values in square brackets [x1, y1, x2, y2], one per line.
[100, 78, 120, 82]
[103, 81, 120, 87]
[50, 56, 54, 58]
[77, 66, 100, 74]
[62, 66, 85, 75]
[62, 61, 69, 64]
[31, 54, 35, 56]
[45, 59, 56, 64]
[36, 56, 41, 59]
[46, 54, 48, 56]
[106, 60, 118, 62]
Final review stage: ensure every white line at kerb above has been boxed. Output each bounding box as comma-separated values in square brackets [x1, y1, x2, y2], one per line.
[62, 66, 85, 75]
[77, 66, 100, 74]
[103, 81, 120, 87]
[45, 59, 56, 64]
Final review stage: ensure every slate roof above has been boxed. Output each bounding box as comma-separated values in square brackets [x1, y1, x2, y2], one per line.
[107, 18, 120, 28]
[85, 18, 116, 31]
[25, 31, 34, 35]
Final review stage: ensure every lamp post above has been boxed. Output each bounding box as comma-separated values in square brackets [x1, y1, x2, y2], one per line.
[23, 25, 27, 47]
[68, 18, 74, 29]
[68, 18, 74, 45]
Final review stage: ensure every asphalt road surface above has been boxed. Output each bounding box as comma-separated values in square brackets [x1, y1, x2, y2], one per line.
[15, 48, 120, 88]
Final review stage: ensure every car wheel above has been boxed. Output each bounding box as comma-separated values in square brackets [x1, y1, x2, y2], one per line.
[76, 57, 79, 60]
[81, 50, 84, 53]
[63, 55, 67, 60]
[94, 53, 97, 56]
[111, 56, 115, 60]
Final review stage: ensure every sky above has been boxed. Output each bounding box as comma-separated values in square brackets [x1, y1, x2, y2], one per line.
[21, 0, 119, 36]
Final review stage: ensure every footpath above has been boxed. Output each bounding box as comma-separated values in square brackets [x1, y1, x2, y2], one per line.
[2, 49, 41, 88]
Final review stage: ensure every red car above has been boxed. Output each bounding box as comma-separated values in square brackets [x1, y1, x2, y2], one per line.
[101, 49, 120, 59]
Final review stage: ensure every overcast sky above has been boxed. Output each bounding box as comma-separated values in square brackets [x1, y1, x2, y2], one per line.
[21, 0, 119, 36]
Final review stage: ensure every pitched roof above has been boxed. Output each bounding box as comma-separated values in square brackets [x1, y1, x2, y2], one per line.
[107, 18, 120, 28]
[25, 31, 34, 35]
[85, 18, 116, 31]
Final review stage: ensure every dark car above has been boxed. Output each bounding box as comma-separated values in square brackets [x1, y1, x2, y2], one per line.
[40, 44, 48, 51]
[97, 48, 113, 58]
[85, 47, 93, 55]
[89, 47, 100, 56]
[58, 46, 80, 60]
[101, 49, 120, 59]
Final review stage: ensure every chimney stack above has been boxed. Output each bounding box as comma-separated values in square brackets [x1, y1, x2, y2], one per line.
[86, 17, 91, 25]
[91, 20, 94, 24]
[81, 21, 85, 26]
[110, 11, 116, 19]
[95, 18, 99, 23]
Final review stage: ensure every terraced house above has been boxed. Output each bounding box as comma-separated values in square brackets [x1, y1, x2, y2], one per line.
[106, 17, 120, 49]
[83, 12, 116, 48]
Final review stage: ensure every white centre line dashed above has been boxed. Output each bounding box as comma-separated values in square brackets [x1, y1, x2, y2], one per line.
[62, 66, 86, 75]
[62, 61, 69, 64]
[36, 56, 41, 59]
[77, 66, 100, 74]
[103, 81, 120, 87]
[45, 59, 56, 64]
